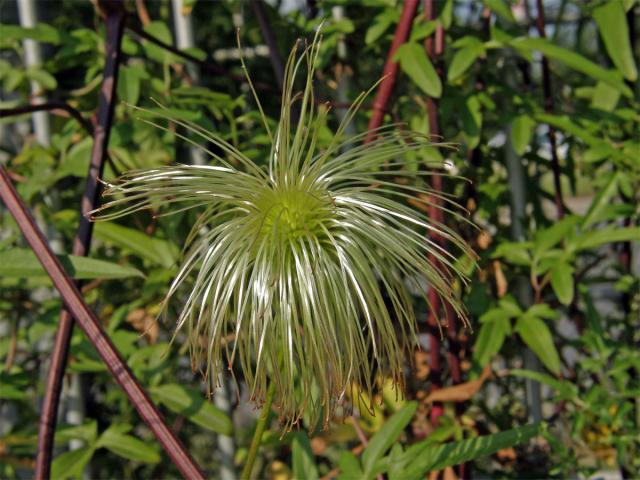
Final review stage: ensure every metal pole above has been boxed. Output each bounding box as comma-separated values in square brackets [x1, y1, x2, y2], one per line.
[17, 0, 51, 146]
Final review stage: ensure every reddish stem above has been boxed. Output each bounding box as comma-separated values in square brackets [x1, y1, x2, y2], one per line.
[365, 0, 420, 142]
[0, 166, 206, 480]
[34, 5, 125, 477]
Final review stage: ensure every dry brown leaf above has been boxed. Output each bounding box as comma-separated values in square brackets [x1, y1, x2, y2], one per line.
[443, 466, 458, 480]
[493, 260, 507, 298]
[477, 230, 492, 250]
[497, 447, 517, 463]
[126, 308, 158, 344]
[424, 365, 491, 403]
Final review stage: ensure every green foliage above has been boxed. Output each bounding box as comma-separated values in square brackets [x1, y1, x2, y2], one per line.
[0, 0, 638, 478]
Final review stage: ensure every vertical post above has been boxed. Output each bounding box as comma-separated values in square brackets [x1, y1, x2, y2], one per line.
[171, 0, 206, 165]
[16, 0, 50, 146]
[534, 0, 565, 220]
[504, 127, 543, 423]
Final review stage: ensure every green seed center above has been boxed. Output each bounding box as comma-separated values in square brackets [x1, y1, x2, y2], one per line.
[256, 187, 331, 242]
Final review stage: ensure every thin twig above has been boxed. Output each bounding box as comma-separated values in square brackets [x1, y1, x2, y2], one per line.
[35, 3, 125, 477]
[0, 166, 205, 480]
[250, 0, 285, 89]
[127, 22, 277, 93]
[0, 101, 93, 135]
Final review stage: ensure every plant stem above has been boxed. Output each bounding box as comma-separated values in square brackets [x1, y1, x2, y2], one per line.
[0, 165, 205, 480]
[35, 3, 125, 477]
[240, 381, 276, 480]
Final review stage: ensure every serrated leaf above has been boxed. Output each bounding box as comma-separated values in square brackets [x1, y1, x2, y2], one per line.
[550, 262, 574, 305]
[515, 316, 561, 375]
[150, 383, 232, 435]
[593, 0, 637, 81]
[394, 43, 442, 98]
[0, 248, 144, 281]
[393, 423, 542, 479]
[361, 402, 417, 478]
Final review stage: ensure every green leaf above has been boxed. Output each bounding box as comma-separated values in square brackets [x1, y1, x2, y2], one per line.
[515, 316, 561, 375]
[591, 81, 621, 111]
[394, 43, 442, 98]
[510, 114, 535, 155]
[533, 215, 580, 255]
[534, 113, 602, 147]
[483, 0, 516, 23]
[461, 95, 482, 148]
[291, 432, 319, 480]
[361, 402, 417, 478]
[448, 39, 484, 82]
[492, 241, 532, 266]
[510, 369, 578, 400]
[0, 248, 144, 282]
[337, 451, 363, 480]
[51, 446, 96, 480]
[55, 421, 98, 445]
[473, 315, 510, 366]
[25, 68, 57, 90]
[150, 383, 232, 435]
[593, 0, 637, 81]
[511, 37, 632, 97]
[526, 304, 558, 321]
[117, 65, 141, 105]
[365, 10, 398, 45]
[0, 23, 62, 45]
[97, 425, 160, 464]
[582, 172, 620, 229]
[550, 262, 574, 306]
[575, 227, 640, 250]
[94, 222, 178, 268]
[394, 423, 543, 479]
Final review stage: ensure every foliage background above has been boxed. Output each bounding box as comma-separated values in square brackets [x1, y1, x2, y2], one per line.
[0, 0, 638, 479]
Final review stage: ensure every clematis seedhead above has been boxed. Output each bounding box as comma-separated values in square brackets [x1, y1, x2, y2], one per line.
[92, 30, 474, 429]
